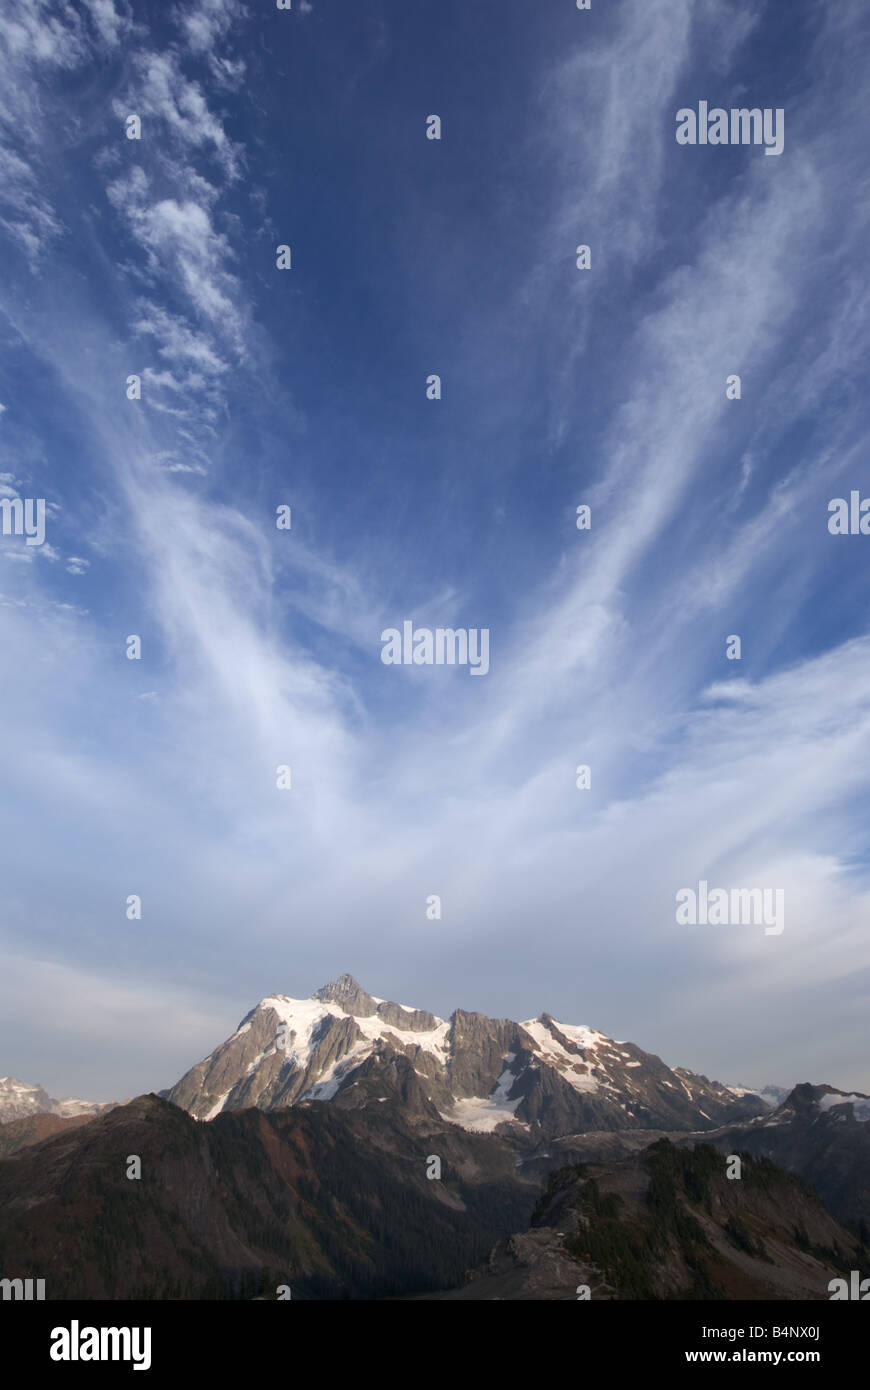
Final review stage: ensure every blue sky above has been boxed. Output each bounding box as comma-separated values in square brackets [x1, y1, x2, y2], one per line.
[1, 0, 869, 1101]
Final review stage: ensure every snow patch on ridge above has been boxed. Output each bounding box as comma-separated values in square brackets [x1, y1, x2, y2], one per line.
[257, 994, 450, 1061]
[443, 1096, 526, 1132]
[548, 1021, 608, 1051]
[302, 1043, 370, 1101]
[520, 1018, 601, 1093]
[201, 1093, 230, 1121]
[354, 1012, 451, 1056]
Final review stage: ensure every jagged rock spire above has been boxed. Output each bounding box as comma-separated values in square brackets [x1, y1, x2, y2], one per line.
[313, 973, 378, 1016]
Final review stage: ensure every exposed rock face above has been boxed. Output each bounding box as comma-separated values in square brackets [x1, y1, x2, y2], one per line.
[313, 973, 378, 1016]
[167, 974, 766, 1144]
[167, 1003, 367, 1118]
[446, 1011, 521, 1095]
[314, 973, 438, 1032]
[375, 1000, 438, 1032]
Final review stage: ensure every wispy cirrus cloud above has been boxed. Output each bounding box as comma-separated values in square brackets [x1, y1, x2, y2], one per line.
[177, 0, 245, 59]
[119, 50, 244, 179]
[0, 0, 869, 1101]
[106, 170, 246, 345]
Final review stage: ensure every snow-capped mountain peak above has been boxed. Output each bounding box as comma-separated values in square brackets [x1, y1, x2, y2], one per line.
[167, 976, 767, 1138]
[0, 1076, 113, 1126]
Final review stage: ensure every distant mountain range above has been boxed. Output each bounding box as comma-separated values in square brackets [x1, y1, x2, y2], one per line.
[0, 1076, 115, 1127]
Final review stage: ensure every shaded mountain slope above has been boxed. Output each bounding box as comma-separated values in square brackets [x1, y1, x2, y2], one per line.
[0, 1066, 535, 1300]
[696, 1083, 870, 1230]
[429, 1140, 864, 1300]
[0, 1111, 96, 1158]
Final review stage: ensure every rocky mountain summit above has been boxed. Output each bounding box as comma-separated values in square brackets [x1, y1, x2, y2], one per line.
[168, 973, 766, 1140]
